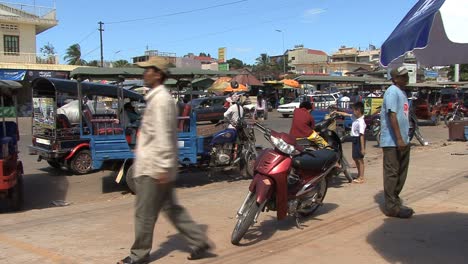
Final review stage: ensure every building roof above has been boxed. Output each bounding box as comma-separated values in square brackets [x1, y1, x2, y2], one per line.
[193, 56, 214, 62]
[307, 49, 327, 56]
[70, 67, 239, 80]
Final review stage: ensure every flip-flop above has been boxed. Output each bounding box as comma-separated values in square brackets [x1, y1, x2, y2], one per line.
[353, 178, 365, 184]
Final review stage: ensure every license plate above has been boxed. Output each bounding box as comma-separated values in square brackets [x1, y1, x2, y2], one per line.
[36, 138, 50, 145]
[178, 141, 185, 147]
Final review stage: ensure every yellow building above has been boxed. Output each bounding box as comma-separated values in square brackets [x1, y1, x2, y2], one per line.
[0, 2, 81, 116]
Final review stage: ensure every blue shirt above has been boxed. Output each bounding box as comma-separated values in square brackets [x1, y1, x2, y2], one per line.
[380, 85, 410, 147]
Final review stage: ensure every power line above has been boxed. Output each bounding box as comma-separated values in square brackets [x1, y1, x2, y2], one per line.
[81, 46, 101, 59]
[77, 29, 97, 44]
[105, 0, 248, 25]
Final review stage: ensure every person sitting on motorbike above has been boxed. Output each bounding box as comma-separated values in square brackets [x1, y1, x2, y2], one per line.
[289, 101, 328, 148]
[224, 94, 244, 129]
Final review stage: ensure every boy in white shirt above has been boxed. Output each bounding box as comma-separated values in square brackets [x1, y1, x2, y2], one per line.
[337, 102, 366, 183]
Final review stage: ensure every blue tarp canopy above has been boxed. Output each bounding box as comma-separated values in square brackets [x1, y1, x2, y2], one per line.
[31, 78, 144, 101]
[380, 0, 468, 67]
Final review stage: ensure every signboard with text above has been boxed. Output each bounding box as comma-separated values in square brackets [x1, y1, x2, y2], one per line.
[218, 63, 229, 71]
[218, 47, 226, 63]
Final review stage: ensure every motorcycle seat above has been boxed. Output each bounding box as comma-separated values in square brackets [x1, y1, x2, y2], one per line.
[292, 149, 338, 172]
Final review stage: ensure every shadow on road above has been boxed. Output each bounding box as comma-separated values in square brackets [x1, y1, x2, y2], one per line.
[176, 169, 248, 189]
[367, 212, 468, 264]
[149, 224, 217, 262]
[239, 203, 339, 247]
[20, 169, 70, 211]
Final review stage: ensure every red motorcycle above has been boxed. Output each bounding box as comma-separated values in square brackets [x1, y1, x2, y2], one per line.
[231, 123, 339, 245]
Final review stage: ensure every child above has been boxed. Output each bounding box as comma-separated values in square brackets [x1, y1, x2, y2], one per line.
[336, 102, 366, 183]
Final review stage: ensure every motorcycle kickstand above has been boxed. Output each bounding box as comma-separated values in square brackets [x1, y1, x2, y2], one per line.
[295, 215, 304, 230]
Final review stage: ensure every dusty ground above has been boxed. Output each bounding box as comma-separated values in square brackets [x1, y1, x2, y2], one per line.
[0, 112, 467, 264]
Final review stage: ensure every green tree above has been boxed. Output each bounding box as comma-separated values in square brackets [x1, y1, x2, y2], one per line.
[252, 53, 282, 79]
[113, 59, 130, 68]
[64, 44, 86, 65]
[448, 64, 468, 81]
[255, 53, 270, 68]
[227, 58, 244, 69]
[87, 60, 99, 67]
[39, 42, 56, 64]
[199, 52, 207, 57]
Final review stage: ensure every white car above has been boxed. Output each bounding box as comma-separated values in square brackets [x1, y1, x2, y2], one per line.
[277, 98, 301, 118]
[311, 94, 337, 109]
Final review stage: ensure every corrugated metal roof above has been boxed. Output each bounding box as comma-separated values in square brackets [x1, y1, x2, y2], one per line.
[296, 75, 384, 83]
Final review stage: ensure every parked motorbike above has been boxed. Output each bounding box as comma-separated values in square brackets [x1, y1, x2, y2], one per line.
[444, 102, 465, 126]
[372, 107, 428, 146]
[231, 123, 339, 245]
[211, 118, 257, 177]
[297, 112, 353, 183]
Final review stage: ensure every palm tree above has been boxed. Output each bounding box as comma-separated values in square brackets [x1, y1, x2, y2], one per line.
[64, 44, 86, 65]
[255, 53, 270, 67]
[113, 59, 130, 68]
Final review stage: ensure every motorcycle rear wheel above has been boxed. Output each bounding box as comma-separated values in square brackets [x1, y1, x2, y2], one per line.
[298, 177, 328, 217]
[231, 193, 259, 245]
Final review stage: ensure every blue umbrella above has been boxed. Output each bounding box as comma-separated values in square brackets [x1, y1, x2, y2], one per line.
[380, 0, 468, 67]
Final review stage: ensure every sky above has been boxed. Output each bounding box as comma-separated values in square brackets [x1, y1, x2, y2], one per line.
[31, 0, 419, 64]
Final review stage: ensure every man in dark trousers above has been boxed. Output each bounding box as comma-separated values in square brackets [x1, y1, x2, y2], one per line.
[118, 57, 213, 264]
[379, 66, 414, 219]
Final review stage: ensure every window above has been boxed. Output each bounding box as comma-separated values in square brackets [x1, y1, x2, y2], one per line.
[4, 35, 19, 55]
[291, 56, 296, 60]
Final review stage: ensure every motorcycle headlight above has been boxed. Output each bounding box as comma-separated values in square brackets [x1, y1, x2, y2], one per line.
[271, 136, 296, 155]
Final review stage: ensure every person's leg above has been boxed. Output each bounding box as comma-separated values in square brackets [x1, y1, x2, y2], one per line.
[395, 145, 411, 205]
[130, 176, 171, 262]
[382, 147, 400, 214]
[357, 159, 365, 181]
[163, 184, 208, 250]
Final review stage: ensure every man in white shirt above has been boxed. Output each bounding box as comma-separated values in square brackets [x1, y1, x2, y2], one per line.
[224, 94, 244, 129]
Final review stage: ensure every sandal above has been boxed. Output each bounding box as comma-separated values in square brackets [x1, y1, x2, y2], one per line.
[353, 178, 365, 184]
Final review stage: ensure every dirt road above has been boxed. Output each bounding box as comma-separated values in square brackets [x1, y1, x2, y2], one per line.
[1, 113, 467, 264]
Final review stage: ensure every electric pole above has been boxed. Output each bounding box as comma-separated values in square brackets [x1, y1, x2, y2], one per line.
[98, 21, 104, 67]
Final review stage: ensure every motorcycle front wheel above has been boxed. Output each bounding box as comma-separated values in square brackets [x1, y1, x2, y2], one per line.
[231, 193, 259, 245]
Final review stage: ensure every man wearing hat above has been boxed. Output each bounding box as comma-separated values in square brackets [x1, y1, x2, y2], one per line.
[379, 66, 414, 219]
[118, 58, 212, 264]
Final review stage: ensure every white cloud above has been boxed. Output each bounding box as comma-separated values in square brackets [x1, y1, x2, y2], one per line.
[303, 8, 326, 17]
[234, 47, 253, 53]
[302, 8, 326, 23]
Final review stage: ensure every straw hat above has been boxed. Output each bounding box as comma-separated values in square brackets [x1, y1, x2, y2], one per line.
[136, 57, 170, 74]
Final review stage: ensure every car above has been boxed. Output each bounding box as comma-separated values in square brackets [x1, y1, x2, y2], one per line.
[277, 95, 312, 118]
[311, 94, 337, 109]
[190, 96, 228, 123]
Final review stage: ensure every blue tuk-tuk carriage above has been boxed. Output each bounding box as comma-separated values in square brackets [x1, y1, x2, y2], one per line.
[29, 77, 144, 175]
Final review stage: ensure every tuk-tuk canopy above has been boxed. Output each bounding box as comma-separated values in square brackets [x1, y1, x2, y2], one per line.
[0, 80, 22, 96]
[31, 78, 144, 101]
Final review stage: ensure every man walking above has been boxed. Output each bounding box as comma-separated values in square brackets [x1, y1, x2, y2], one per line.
[379, 66, 414, 219]
[118, 57, 212, 264]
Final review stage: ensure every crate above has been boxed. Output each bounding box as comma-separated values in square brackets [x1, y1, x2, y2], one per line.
[448, 121, 468, 141]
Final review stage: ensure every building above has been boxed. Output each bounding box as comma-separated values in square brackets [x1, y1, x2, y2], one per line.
[132, 50, 177, 65]
[287, 45, 328, 74]
[331, 45, 381, 64]
[0, 1, 80, 116]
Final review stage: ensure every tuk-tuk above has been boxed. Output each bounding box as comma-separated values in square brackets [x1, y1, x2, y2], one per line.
[408, 84, 443, 125]
[0, 80, 23, 211]
[29, 78, 144, 174]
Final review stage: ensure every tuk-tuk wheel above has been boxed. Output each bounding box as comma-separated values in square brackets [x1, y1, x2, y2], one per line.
[7, 173, 23, 211]
[125, 164, 136, 194]
[70, 149, 92, 175]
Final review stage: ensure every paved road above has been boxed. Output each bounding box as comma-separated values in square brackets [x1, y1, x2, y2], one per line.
[1, 112, 467, 263]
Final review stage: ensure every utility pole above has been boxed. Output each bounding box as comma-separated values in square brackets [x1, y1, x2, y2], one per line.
[275, 29, 286, 74]
[98, 21, 104, 67]
[454, 64, 460, 82]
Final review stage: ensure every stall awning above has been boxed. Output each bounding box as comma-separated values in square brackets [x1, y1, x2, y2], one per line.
[0, 69, 26, 81]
